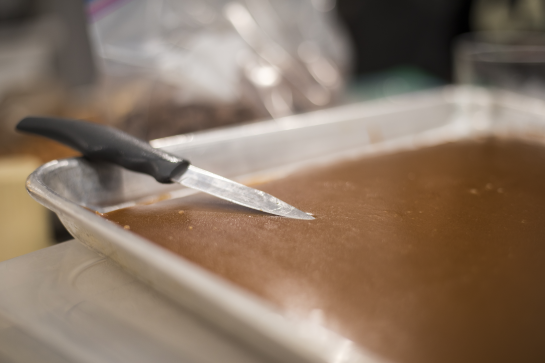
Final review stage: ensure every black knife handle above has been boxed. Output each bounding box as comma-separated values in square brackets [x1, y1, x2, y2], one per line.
[16, 116, 190, 183]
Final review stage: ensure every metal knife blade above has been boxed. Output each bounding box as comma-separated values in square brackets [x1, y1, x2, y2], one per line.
[175, 165, 314, 220]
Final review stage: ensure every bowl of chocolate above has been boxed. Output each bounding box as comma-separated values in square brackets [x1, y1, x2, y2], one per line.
[25, 87, 545, 363]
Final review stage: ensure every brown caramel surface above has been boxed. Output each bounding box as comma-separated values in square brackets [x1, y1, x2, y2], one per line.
[104, 138, 545, 363]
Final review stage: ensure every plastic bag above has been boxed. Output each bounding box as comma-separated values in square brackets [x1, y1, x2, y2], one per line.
[87, 0, 352, 139]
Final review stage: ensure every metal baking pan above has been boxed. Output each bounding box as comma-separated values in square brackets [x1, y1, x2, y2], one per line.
[26, 87, 545, 363]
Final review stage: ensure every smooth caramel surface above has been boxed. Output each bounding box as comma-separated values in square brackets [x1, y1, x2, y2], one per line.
[104, 138, 545, 363]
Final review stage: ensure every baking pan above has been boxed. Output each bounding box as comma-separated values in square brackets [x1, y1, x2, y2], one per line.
[26, 86, 545, 363]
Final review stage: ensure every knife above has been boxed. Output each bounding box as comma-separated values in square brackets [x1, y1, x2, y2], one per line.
[16, 117, 314, 220]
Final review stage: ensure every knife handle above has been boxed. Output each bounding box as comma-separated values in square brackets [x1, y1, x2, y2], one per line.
[16, 116, 190, 183]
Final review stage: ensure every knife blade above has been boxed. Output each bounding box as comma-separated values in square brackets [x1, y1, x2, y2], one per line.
[16, 117, 314, 220]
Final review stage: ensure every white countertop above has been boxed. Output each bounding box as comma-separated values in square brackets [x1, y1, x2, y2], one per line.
[0, 240, 267, 363]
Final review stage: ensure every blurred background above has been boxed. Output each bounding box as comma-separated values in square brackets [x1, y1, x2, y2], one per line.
[2, 0, 545, 260]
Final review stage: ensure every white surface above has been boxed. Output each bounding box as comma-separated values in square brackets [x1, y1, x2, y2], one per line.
[0, 241, 269, 363]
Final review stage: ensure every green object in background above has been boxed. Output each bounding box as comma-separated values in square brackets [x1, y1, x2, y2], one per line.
[346, 66, 445, 102]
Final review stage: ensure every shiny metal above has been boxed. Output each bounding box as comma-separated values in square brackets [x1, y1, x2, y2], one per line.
[24, 87, 545, 363]
[175, 165, 314, 220]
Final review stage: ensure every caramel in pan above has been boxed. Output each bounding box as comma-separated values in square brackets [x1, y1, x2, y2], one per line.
[104, 138, 545, 363]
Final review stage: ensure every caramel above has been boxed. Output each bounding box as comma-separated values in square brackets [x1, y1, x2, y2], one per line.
[104, 138, 545, 363]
